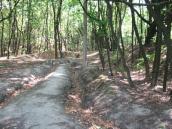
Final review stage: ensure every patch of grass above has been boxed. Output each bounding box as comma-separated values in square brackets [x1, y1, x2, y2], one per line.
[0, 63, 9, 68]
[115, 65, 125, 72]
[14, 83, 23, 90]
[134, 58, 144, 70]
[133, 53, 155, 70]
[158, 123, 166, 129]
[0, 93, 6, 103]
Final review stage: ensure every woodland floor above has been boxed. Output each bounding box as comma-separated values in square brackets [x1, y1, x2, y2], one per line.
[0, 52, 172, 129]
[66, 52, 172, 129]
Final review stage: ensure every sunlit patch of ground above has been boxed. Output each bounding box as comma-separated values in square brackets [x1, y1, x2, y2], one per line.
[87, 52, 99, 58]
[0, 52, 82, 107]
[0, 54, 45, 75]
[87, 52, 100, 65]
[0, 54, 59, 107]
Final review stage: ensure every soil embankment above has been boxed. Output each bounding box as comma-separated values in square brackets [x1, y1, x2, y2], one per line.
[66, 60, 172, 129]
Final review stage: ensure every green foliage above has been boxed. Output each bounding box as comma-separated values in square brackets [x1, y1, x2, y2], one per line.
[158, 123, 167, 129]
[134, 53, 155, 70]
[68, 0, 78, 7]
[0, 63, 9, 68]
[146, 53, 155, 63]
[135, 58, 144, 70]
[116, 65, 125, 72]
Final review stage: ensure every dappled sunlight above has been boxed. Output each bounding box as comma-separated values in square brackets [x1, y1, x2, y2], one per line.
[109, 85, 119, 91]
[90, 59, 100, 64]
[154, 85, 164, 92]
[120, 78, 129, 85]
[0, 117, 24, 128]
[87, 52, 99, 58]
[84, 74, 111, 92]
[99, 74, 110, 81]
[0, 74, 47, 102]
[0, 54, 46, 76]
[51, 72, 67, 77]
[131, 70, 145, 81]
[0, 57, 58, 107]
[0, 54, 45, 64]
[0, 0, 171, 127]
[87, 52, 100, 65]
[68, 94, 81, 103]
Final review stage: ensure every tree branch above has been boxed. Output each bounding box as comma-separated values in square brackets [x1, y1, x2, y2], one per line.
[114, 0, 151, 25]
[78, 0, 101, 23]
[0, 0, 20, 23]
[92, 0, 172, 7]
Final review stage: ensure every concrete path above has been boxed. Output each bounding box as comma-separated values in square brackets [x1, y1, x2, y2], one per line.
[0, 64, 84, 129]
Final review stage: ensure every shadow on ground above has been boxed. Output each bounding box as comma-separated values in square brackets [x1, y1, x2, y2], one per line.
[66, 61, 172, 129]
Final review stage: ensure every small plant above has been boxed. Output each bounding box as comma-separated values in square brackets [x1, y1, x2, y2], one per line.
[134, 58, 144, 70]
[0, 63, 8, 68]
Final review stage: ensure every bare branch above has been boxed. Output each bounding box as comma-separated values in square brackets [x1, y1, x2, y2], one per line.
[0, 0, 20, 23]
[92, 0, 172, 7]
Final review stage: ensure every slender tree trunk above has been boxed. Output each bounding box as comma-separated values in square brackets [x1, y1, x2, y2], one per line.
[163, 23, 171, 92]
[96, 0, 105, 70]
[83, 0, 87, 66]
[106, 37, 113, 76]
[94, 26, 105, 70]
[26, 0, 32, 54]
[0, 2, 4, 57]
[18, 0, 24, 55]
[130, 5, 150, 79]
[131, 17, 134, 64]
[45, 0, 49, 51]
[145, 0, 172, 91]
[106, 0, 134, 87]
[151, 26, 162, 87]
[51, 0, 58, 58]
[57, 0, 63, 58]
[7, 0, 12, 59]
[51, 0, 63, 59]
[11, 8, 17, 55]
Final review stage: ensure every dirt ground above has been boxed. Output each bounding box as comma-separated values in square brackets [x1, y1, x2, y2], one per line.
[0, 51, 79, 106]
[1, 52, 172, 129]
[0, 63, 85, 129]
[66, 52, 172, 129]
[0, 54, 60, 107]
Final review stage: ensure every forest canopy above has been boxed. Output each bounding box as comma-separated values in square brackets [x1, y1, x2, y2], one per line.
[0, 0, 172, 92]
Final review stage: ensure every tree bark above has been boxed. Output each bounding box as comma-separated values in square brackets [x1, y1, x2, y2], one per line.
[151, 25, 162, 87]
[51, 0, 63, 59]
[0, 0, 4, 57]
[106, 0, 134, 87]
[83, 0, 87, 66]
[130, 3, 150, 79]
[26, 0, 32, 54]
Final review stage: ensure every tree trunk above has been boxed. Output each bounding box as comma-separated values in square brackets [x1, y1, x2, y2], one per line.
[7, 0, 12, 59]
[163, 23, 171, 92]
[130, 5, 150, 79]
[151, 26, 162, 87]
[26, 0, 32, 54]
[57, 0, 63, 58]
[83, 0, 87, 66]
[45, 0, 49, 51]
[106, 0, 134, 87]
[51, 0, 63, 59]
[0, 4, 4, 57]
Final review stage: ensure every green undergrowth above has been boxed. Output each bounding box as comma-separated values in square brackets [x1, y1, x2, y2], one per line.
[0, 63, 9, 68]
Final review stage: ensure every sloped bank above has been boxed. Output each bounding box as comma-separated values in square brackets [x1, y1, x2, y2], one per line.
[67, 63, 172, 129]
[66, 63, 115, 128]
